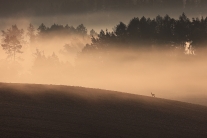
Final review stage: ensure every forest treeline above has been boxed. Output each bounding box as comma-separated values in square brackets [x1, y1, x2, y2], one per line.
[34, 23, 88, 41]
[1, 13, 207, 83]
[1, 23, 89, 61]
[84, 13, 207, 55]
[1, 13, 207, 63]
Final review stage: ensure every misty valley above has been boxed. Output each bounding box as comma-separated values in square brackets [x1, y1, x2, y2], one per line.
[1, 1, 207, 137]
[0, 13, 207, 106]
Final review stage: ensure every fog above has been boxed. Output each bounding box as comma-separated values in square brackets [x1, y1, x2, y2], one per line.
[1, 29, 207, 106]
[0, 3, 207, 106]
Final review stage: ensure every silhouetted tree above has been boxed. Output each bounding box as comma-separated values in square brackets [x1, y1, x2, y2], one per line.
[37, 23, 48, 40]
[127, 17, 140, 44]
[33, 49, 46, 65]
[134, 16, 154, 47]
[115, 22, 127, 36]
[174, 13, 191, 51]
[65, 25, 76, 34]
[76, 24, 87, 38]
[38, 23, 47, 34]
[155, 15, 175, 49]
[190, 17, 207, 50]
[1, 25, 24, 61]
[36, 23, 90, 42]
[27, 23, 36, 43]
[90, 29, 98, 38]
[33, 50, 60, 67]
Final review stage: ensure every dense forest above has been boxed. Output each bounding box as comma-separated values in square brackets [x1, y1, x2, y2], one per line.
[2, 13, 207, 62]
[84, 13, 207, 55]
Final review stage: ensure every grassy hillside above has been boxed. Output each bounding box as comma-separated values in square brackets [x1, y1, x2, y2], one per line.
[0, 83, 207, 138]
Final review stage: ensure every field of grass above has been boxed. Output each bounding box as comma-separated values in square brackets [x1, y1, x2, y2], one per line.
[0, 83, 207, 138]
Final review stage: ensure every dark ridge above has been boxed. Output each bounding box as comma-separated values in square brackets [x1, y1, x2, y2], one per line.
[0, 83, 207, 138]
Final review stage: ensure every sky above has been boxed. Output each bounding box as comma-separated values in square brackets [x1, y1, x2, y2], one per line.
[0, 0, 206, 17]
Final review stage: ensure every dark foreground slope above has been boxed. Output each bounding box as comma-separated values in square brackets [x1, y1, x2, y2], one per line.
[0, 83, 207, 138]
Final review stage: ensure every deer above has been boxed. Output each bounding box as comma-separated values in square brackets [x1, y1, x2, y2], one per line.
[151, 92, 155, 97]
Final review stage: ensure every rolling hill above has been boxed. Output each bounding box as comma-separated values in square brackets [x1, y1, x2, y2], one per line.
[0, 83, 207, 138]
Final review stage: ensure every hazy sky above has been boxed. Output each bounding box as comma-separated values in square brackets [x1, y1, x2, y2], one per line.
[0, 0, 206, 17]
